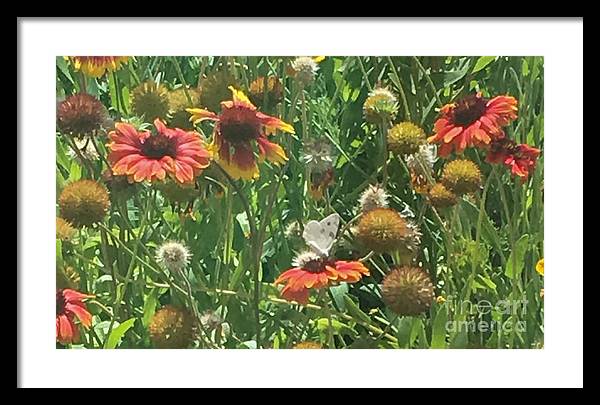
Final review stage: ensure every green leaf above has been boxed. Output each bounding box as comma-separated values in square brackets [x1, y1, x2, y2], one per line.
[316, 318, 355, 337]
[343, 295, 372, 325]
[472, 56, 496, 74]
[142, 289, 161, 328]
[68, 160, 82, 182]
[395, 317, 414, 348]
[105, 318, 136, 349]
[329, 283, 349, 311]
[56, 239, 63, 262]
[443, 61, 471, 87]
[431, 305, 448, 349]
[505, 234, 530, 279]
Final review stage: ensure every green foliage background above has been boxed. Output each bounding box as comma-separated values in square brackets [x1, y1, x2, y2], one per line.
[56, 56, 544, 349]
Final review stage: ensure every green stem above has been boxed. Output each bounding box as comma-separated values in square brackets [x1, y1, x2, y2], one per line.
[170, 56, 192, 105]
[356, 56, 373, 92]
[412, 56, 443, 108]
[103, 192, 153, 348]
[386, 56, 412, 121]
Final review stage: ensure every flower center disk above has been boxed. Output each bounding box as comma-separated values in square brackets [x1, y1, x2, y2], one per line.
[452, 94, 488, 126]
[141, 135, 177, 159]
[219, 107, 261, 144]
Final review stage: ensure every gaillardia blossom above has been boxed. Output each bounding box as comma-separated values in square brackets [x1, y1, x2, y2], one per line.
[274, 251, 369, 305]
[428, 92, 518, 156]
[107, 118, 210, 184]
[65, 56, 129, 78]
[486, 138, 540, 181]
[56, 289, 93, 344]
[187, 87, 294, 180]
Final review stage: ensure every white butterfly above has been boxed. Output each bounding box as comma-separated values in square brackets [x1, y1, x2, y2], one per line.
[302, 213, 341, 258]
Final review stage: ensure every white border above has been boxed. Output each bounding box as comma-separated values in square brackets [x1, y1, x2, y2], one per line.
[19, 19, 583, 388]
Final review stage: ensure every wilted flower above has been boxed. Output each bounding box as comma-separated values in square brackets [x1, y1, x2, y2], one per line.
[382, 266, 435, 316]
[57, 93, 107, 137]
[486, 137, 541, 182]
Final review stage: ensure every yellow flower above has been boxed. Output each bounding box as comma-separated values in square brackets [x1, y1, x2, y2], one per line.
[536, 258, 544, 276]
[65, 56, 129, 78]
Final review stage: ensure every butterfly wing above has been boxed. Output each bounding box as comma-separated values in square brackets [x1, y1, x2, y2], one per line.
[302, 214, 341, 257]
[303, 220, 328, 256]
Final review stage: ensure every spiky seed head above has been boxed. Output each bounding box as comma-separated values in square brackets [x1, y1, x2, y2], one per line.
[382, 266, 435, 316]
[131, 81, 170, 121]
[148, 305, 195, 349]
[387, 122, 426, 156]
[428, 183, 458, 208]
[58, 180, 110, 228]
[441, 159, 482, 196]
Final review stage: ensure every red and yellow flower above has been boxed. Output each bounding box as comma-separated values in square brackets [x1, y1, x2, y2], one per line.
[274, 252, 369, 305]
[428, 92, 518, 156]
[56, 289, 93, 344]
[486, 138, 540, 181]
[187, 87, 294, 180]
[107, 118, 210, 184]
[65, 56, 129, 78]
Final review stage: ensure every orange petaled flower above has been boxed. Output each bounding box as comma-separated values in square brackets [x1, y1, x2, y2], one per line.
[65, 56, 129, 78]
[274, 251, 369, 305]
[107, 118, 211, 184]
[56, 289, 93, 345]
[428, 92, 518, 156]
[187, 87, 294, 180]
[486, 138, 540, 182]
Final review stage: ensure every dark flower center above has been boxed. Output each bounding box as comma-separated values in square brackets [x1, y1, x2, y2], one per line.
[141, 135, 177, 159]
[56, 290, 66, 315]
[452, 94, 488, 126]
[219, 107, 261, 144]
[490, 138, 517, 155]
[304, 258, 335, 273]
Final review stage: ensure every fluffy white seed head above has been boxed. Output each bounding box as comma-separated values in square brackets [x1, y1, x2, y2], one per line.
[358, 184, 390, 213]
[156, 241, 191, 272]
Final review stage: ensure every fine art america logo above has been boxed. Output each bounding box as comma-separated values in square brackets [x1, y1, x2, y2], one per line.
[444, 297, 529, 333]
